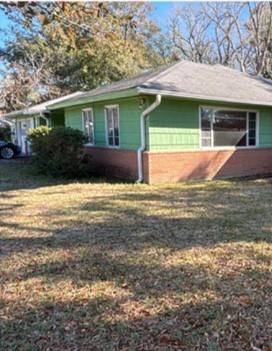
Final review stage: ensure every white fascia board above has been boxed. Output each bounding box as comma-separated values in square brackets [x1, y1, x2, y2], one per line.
[137, 88, 272, 108]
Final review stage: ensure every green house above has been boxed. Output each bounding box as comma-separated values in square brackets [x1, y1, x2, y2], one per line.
[47, 60, 272, 183]
[4, 60, 272, 183]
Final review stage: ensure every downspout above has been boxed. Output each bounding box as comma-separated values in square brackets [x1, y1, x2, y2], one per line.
[137, 94, 161, 183]
[39, 112, 49, 126]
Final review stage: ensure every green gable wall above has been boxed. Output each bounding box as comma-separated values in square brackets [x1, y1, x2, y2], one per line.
[147, 98, 272, 151]
[64, 98, 142, 150]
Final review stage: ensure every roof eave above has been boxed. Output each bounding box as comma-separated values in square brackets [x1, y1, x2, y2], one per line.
[3, 107, 46, 119]
[138, 88, 272, 107]
[2, 92, 83, 119]
[47, 88, 140, 110]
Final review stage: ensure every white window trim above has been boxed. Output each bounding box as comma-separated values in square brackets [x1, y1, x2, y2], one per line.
[104, 104, 120, 149]
[82, 108, 94, 146]
[199, 105, 260, 150]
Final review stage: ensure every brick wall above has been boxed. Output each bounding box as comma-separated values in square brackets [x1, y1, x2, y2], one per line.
[84, 147, 138, 180]
[143, 148, 272, 183]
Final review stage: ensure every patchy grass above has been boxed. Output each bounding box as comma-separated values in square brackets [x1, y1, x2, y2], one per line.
[0, 160, 272, 350]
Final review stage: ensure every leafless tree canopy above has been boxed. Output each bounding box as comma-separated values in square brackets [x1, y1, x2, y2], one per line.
[167, 2, 272, 76]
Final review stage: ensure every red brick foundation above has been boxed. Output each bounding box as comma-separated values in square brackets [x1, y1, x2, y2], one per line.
[143, 148, 272, 183]
[84, 147, 272, 183]
[84, 147, 138, 180]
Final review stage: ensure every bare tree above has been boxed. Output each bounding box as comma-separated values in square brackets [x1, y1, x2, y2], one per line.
[202, 3, 248, 68]
[167, 2, 272, 77]
[168, 5, 214, 64]
[0, 47, 61, 112]
[246, 2, 272, 75]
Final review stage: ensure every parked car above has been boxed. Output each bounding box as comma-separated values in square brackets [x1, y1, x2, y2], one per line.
[0, 140, 21, 159]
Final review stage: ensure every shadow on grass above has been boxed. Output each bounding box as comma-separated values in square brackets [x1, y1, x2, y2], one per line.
[1, 178, 272, 255]
[0, 159, 125, 192]
[1, 254, 271, 350]
[1, 162, 272, 349]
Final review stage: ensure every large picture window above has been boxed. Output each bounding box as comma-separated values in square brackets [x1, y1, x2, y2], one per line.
[82, 108, 94, 144]
[105, 106, 120, 147]
[200, 107, 257, 148]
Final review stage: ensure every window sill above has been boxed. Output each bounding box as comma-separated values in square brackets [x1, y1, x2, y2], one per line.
[84, 144, 121, 149]
[106, 145, 120, 149]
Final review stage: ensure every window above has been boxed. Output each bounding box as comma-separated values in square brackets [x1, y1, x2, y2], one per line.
[105, 106, 120, 147]
[200, 107, 257, 148]
[82, 109, 94, 144]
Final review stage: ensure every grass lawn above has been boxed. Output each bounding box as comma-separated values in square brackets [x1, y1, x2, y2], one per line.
[0, 160, 272, 350]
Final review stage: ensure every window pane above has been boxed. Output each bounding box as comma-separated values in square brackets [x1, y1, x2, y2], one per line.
[201, 138, 212, 147]
[114, 127, 119, 137]
[249, 130, 255, 138]
[106, 110, 113, 129]
[201, 108, 212, 130]
[201, 131, 212, 147]
[213, 133, 247, 147]
[113, 108, 119, 144]
[249, 138, 256, 146]
[201, 108, 212, 147]
[108, 136, 114, 146]
[83, 112, 89, 130]
[249, 112, 257, 120]
[89, 123, 94, 144]
[237, 135, 247, 147]
[213, 110, 247, 147]
[248, 112, 256, 146]
[249, 120, 256, 129]
[113, 108, 119, 128]
[83, 112, 89, 140]
[106, 107, 119, 146]
[83, 110, 94, 144]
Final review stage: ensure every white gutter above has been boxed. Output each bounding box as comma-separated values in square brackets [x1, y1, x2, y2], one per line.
[1, 119, 12, 127]
[138, 88, 272, 108]
[136, 94, 161, 183]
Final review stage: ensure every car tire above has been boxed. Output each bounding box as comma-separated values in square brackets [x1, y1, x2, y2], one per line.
[0, 146, 15, 159]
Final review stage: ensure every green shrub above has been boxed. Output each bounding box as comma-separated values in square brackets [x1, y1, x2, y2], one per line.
[28, 126, 91, 178]
[0, 125, 11, 141]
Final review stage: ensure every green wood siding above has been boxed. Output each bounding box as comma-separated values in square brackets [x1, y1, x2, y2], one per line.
[63, 95, 272, 152]
[259, 107, 272, 147]
[147, 99, 200, 150]
[64, 98, 141, 150]
[147, 98, 272, 151]
[51, 109, 65, 127]
[65, 107, 83, 131]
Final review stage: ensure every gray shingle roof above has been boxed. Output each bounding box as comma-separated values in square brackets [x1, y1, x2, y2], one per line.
[4, 61, 272, 115]
[140, 60, 272, 106]
[2, 91, 83, 119]
[48, 62, 177, 107]
[49, 60, 272, 108]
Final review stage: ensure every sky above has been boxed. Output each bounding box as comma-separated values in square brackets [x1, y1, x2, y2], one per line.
[0, 9, 10, 47]
[151, 1, 174, 26]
